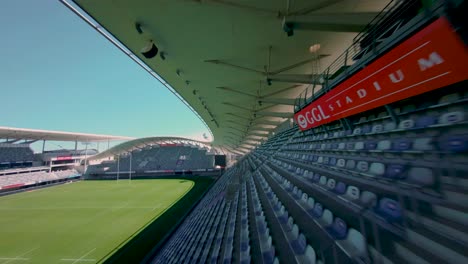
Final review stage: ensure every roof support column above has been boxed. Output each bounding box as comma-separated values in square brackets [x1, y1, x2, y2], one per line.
[42, 140, 46, 154]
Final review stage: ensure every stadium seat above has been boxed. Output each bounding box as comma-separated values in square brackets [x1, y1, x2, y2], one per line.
[326, 217, 348, 239]
[384, 164, 407, 179]
[375, 198, 402, 222]
[339, 228, 369, 262]
[344, 186, 360, 201]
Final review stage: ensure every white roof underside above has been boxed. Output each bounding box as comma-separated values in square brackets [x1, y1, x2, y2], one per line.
[69, 0, 391, 153]
[0, 126, 134, 142]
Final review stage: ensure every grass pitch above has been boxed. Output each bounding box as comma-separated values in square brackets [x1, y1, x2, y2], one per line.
[0, 180, 194, 264]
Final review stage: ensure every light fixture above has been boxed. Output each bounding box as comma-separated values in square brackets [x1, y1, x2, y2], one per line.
[309, 43, 321, 53]
[141, 40, 158, 59]
[136, 22, 159, 59]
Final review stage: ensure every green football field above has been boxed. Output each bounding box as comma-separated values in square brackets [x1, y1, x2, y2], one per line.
[0, 180, 194, 264]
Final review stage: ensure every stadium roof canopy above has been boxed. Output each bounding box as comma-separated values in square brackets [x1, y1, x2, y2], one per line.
[0, 126, 134, 142]
[89, 136, 214, 160]
[64, 0, 390, 153]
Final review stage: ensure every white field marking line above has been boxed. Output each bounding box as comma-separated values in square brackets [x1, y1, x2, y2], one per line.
[0, 206, 154, 210]
[0, 258, 29, 261]
[325, 40, 431, 102]
[1, 247, 39, 264]
[60, 248, 96, 264]
[60, 259, 95, 262]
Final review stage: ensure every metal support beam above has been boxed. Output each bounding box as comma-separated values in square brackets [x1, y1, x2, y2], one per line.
[252, 120, 283, 126]
[225, 112, 252, 121]
[256, 111, 293, 118]
[4, 139, 20, 144]
[238, 146, 251, 152]
[259, 97, 296, 105]
[242, 142, 258, 148]
[267, 74, 323, 85]
[239, 145, 254, 150]
[247, 132, 268, 138]
[216, 86, 257, 99]
[249, 128, 271, 133]
[228, 126, 248, 135]
[223, 102, 254, 112]
[22, 140, 38, 144]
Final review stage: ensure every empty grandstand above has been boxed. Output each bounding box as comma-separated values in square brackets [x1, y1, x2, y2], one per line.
[86, 137, 222, 177]
[0, 127, 132, 193]
[1, 0, 466, 263]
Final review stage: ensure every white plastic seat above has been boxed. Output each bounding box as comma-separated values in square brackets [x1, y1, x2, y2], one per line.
[344, 186, 360, 201]
[318, 209, 333, 226]
[339, 228, 369, 261]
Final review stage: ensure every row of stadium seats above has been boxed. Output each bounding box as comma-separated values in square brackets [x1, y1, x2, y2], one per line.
[87, 146, 214, 174]
[0, 144, 34, 164]
[0, 169, 79, 189]
[153, 80, 467, 263]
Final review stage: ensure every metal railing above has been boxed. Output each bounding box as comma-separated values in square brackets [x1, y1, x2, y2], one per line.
[294, 0, 431, 112]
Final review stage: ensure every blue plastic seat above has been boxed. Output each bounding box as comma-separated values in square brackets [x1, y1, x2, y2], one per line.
[392, 138, 412, 151]
[326, 217, 348, 239]
[291, 234, 307, 254]
[415, 115, 438, 128]
[375, 198, 402, 222]
[311, 203, 323, 218]
[362, 125, 371, 134]
[438, 133, 468, 152]
[384, 164, 406, 179]
[333, 181, 346, 194]
[365, 141, 377, 150]
[312, 174, 320, 182]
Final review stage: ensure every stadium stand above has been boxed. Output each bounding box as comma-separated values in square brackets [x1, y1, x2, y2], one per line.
[153, 84, 468, 263]
[150, 1, 468, 263]
[0, 144, 34, 168]
[0, 169, 80, 190]
[87, 145, 214, 174]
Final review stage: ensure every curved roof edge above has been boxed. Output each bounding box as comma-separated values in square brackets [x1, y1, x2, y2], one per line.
[60, 0, 214, 142]
[89, 136, 213, 160]
[0, 126, 134, 142]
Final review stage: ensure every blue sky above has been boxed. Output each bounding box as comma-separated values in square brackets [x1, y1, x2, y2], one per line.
[0, 0, 210, 151]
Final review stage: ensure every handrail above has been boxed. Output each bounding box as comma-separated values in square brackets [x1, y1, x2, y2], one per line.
[294, 0, 435, 112]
